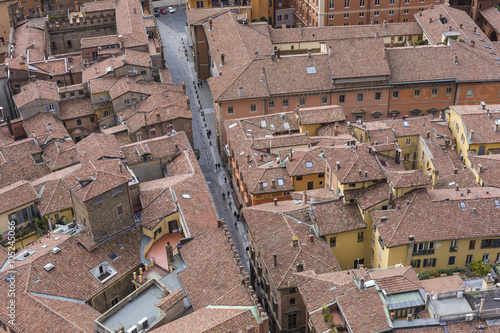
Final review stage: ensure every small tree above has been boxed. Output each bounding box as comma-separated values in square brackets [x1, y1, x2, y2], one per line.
[469, 259, 491, 277]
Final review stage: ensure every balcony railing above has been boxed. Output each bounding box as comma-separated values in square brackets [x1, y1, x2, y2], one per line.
[412, 249, 435, 256]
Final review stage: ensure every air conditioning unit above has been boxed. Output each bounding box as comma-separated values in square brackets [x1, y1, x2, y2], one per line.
[138, 317, 148, 330]
[126, 325, 138, 333]
[465, 314, 474, 321]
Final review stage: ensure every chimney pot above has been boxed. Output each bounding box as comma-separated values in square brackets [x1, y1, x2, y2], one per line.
[302, 191, 307, 204]
[309, 234, 314, 243]
[478, 164, 483, 173]
[221, 52, 225, 65]
[426, 131, 430, 138]
[274, 198, 277, 206]
[246, 154, 251, 163]
[453, 168, 458, 174]
[380, 216, 387, 222]
[296, 263, 303, 272]
[364, 171, 368, 178]
[273, 253, 277, 267]
[336, 161, 340, 170]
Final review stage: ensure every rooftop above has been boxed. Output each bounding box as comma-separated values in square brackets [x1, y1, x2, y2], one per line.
[0, 180, 38, 215]
[13, 80, 60, 109]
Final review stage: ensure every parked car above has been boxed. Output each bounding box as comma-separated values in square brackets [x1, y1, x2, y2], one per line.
[168, 6, 176, 13]
[154, 9, 160, 17]
[160, 8, 167, 14]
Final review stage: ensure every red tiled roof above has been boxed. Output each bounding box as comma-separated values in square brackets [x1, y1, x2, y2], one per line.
[23, 112, 70, 144]
[312, 200, 366, 236]
[14, 80, 60, 109]
[370, 266, 423, 295]
[58, 97, 94, 120]
[244, 204, 340, 289]
[63, 159, 132, 201]
[26, 227, 142, 300]
[178, 227, 253, 310]
[75, 133, 123, 164]
[0, 180, 38, 215]
[155, 289, 185, 312]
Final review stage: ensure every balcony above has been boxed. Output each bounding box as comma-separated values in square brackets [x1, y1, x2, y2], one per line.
[449, 247, 458, 252]
[412, 249, 435, 256]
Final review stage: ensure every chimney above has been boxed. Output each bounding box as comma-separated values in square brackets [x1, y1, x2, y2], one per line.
[470, 40, 475, 47]
[119, 38, 124, 51]
[181, 81, 186, 93]
[380, 216, 387, 222]
[307, 49, 312, 58]
[364, 171, 368, 178]
[260, 154, 264, 161]
[495, 123, 499, 133]
[419, 10, 422, 16]
[274, 198, 277, 206]
[209, 18, 213, 31]
[296, 263, 303, 272]
[390, 40, 394, 48]
[246, 154, 251, 163]
[308, 234, 314, 243]
[454, 168, 458, 174]
[439, 14, 442, 19]
[273, 253, 278, 267]
[271, 179, 276, 188]
[328, 46, 332, 58]
[302, 191, 307, 204]
[359, 277, 365, 290]
[336, 161, 340, 170]
[221, 52, 225, 65]
[165, 242, 174, 262]
[119, 163, 123, 172]
[429, 17, 432, 23]
[156, 113, 161, 122]
[259, 181, 264, 190]
[478, 164, 483, 173]
[426, 131, 430, 138]
[474, 27, 477, 32]
[481, 101, 487, 110]
[459, 23, 463, 29]
[455, 184, 459, 191]
[359, 169, 362, 177]
[470, 129, 474, 141]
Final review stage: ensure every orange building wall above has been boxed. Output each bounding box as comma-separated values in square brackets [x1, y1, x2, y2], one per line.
[455, 82, 500, 105]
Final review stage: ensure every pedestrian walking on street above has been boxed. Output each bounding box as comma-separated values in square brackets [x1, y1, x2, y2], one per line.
[237, 213, 240, 220]
[209, 141, 212, 145]
[224, 177, 227, 183]
[234, 211, 237, 218]
[228, 201, 232, 209]
[216, 163, 219, 170]
[227, 191, 230, 197]
[222, 193, 226, 200]
[200, 82, 203, 88]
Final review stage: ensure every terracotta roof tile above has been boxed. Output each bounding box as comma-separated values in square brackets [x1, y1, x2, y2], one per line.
[63, 159, 132, 201]
[481, 7, 500, 34]
[23, 112, 70, 145]
[32, 165, 81, 216]
[186, 7, 232, 26]
[270, 22, 422, 43]
[121, 131, 190, 165]
[14, 80, 60, 109]
[450, 104, 500, 145]
[42, 140, 79, 172]
[151, 306, 259, 332]
[115, 0, 148, 47]
[434, 168, 479, 189]
[58, 97, 94, 120]
[82, 0, 115, 12]
[244, 204, 340, 289]
[323, 144, 387, 184]
[420, 275, 464, 294]
[81, 35, 120, 49]
[370, 266, 423, 294]
[155, 289, 185, 312]
[470, 154, 500, 187]
[0, 180, 38, 215]
[26, 227, 142, 300]
[371, 187, 500, 247]
[296, 105, 346, 125]
[13, 20, 45, 63]
[75, 133, 122, 164]
[0, 138, 50, 188]
[386, 170, 431, 188]
[355, 181, 390, 210]
[82, 50, 151, 82]
[178, 227, 253, 310]
[312, 199, 366, 236]
[0, 265, 100, 333]
[328, 37, 390, 80]
[290, 187, 339, 202]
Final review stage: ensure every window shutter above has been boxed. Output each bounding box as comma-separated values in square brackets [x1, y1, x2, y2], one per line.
[417, 260, 421, 268]
[54, 104, 58, 111]
[46, 105, 50, 112]
[432, 258, 436, 267]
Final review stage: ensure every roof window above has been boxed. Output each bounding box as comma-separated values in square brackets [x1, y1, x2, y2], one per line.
[306, 162, 313, 168]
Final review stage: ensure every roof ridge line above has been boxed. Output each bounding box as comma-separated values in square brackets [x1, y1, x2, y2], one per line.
[387, 191, 418, 246]
[277, 214, 301, 288]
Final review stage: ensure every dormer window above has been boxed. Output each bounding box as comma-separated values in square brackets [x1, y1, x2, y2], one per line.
[91, 261, 117, 283]
[77, 176, 94, 187]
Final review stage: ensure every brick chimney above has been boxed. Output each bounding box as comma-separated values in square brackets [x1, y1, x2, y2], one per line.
[165, 242, 174, 262]
[274, 198, 277, 205]
[302, 191, 307, 204]
[426, 131, 430, 138]
[336, 161, 340, 170]
[296, 263, 303, 272]
[246, 154, 251, 163]
[271, 179, 276, 188]
[478, 164, 483, 173]
[308, 234, 314, 243]
[273, 253, 277, 266]
[221, 52, 225, 65]
[209, 18, 213, 31]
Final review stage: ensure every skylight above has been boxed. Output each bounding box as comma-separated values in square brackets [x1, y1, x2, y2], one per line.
[459, 202, 466, 209]
[306, 66, 317, 74]
[181, 193, 191, 199]
[495, 200, 500, 208]
[108, 253, 119, 261]
[277, 177, 284, 186]
[306, 162, 313, 168]
[261, 120, 267, 127]
[403, 120, 409, 128]
[262, 182, 268, 188]
[284, 122, 290, 129]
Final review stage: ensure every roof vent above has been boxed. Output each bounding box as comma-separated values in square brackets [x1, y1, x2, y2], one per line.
[296, 262, 304, 272]
[380, 216, 387, 222]
[43, 263, 55, 271]
[51, 247, 61, 254]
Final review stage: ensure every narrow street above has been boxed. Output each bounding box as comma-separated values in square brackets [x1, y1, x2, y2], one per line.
[156, 9, 250, 272]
